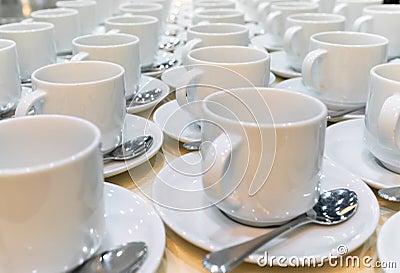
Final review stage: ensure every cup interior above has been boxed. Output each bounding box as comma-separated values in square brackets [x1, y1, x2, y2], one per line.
[196, 8, 242, 17]
[203, 88, 326, 126]
[189, 46, 268, 63]
[105, 15, 158, 25]
[33, 61, 123, 84]
[0, 22, 53, 32]
[31, 8, 78, 17]
[364, 4, 400, 12]
[0, 115, 99, 170]
[372, 63, 400, 82]
[271, 1, 318, 10]
[287, 13, 345, 23]
[73, 33, 139, 47]
[189, 23, 247, 35]
[120, 3, 163, 11]
[0, 39, 15, 51]
[312, 31, 388, 46]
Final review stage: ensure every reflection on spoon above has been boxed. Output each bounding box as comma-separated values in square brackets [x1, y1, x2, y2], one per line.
[126, 88, 163, 107]
[141, 59, 178, 74]
[327, 106, 365, 121]
[202, 188, 358, 272]
[378, 187, 400, 202]
[67, 241, 147, 273]
[160, 38, 181, 51]
[103, 135, 153, 162]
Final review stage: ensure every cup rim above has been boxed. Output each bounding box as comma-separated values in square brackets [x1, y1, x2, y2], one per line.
[270, 1, 319, 9]
[105, 14, 159, 26]
[287, 13, 346, 24]
[30, 7, 79, 18]
[310, 31, 389, 47]
[32, 60, 125, 86]
[0, 21, 54, 33]
[195, 8, 244, 18]
[72, 32, 140, 48]
[0, 115, 101, 175]
[0, 39, 16, 51]
[371, 62, 400, 84]
[202, 87, 328, 128]
[56, 0, 97, 8]
[188, 45, 269, 65]
[363, 4, 400, 13]
[119, 2, 163, 11]
[188, 22, 249, 36]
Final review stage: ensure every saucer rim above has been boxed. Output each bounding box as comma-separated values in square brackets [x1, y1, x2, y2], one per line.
[103, 114, 163, 178]
[250, 33, 283, 52]
[324, 118, 400, 189]
[153, 152, 380, 265]
[270, 50, 302, 79]
[126, 75, 170, 114]
[103, 182, 165, 273]
[377, 210, 400, 273]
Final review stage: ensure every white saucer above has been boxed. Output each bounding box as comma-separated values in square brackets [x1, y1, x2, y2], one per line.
[142, 50, 181, 77]
[126, 76, 170, 114]
[104, 114, 163, 178]
[152, 99, 201, 143]
[102, 182, 165, 273]
[275, 77, 366, 116]
[161, 65, 276, 89]
[270, 51, 302, 79]
[152, 152, 379, 265]
[377, 211, 400, 273]
[324, 118, 400, 189]
[250, 33, 283, 52]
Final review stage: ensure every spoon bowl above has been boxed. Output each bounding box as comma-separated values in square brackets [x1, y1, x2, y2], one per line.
[202, 188, 358, 272]
[378, 186, 400, 202]
[103, 135, 153, 162]
[141, 59, 178, 74]
[127, 88, 163, 107]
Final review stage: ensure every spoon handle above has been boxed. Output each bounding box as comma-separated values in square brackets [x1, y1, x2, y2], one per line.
[202, 215, 312, 273]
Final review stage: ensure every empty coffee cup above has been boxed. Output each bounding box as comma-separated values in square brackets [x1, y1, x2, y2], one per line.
[192, 8, 245, 24]
[333, 0, 382, 30]
[56, 0, 97, 35]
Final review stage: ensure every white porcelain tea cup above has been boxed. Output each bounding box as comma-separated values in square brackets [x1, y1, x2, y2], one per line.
[0, 22, 57, 81]
[29, 8, 80, 54]
[182, 23, 249, 64]
[176, 45, 270, 121]
[72, 33, 140, 98]
[129, 0, 172, 22]
[118, 3, 164, 28]
[0, 39, 21, 116]
[201, 87, 327, 226]
[283, 13, 345, 71]
[364, 63, 400, 173]
[56, 0, 97, 35]
[192, 8, 245, 25]
[302, 31, 388, 109]
[194, 0, 236, 11]
[352, 4, 400, 60]
[104, 15, 160, 67]
[265, 1, 319, 48]
[333, 0, 382, 30]
[0, 114, 105, 273]
[15, 61, 126, 153]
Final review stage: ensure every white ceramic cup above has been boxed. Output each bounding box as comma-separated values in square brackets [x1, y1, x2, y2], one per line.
[192, 8, 245, 25]
[72, 33, 140, 98]
[265, 1, 319, 47]
[0, 39, 21, 115]
[333, 0, 382, 30]
[302, 31, 388, 109]
[352, 4, 400, 60]
[104, 15, 160, 67]
[283, 13, 345, 71]
[56, 0, 97, 35]
[15, 61, 126, 153]
[0, 114, 105, 273]
[96, 0, 113, 24]
[256, 0, 286, 26]
[29, 8, 80, 54]
[118, 3, 164, 28]
[364, 63, 400, 173]
[0, 22, 57, 81]
[194, 0, 236, 11]
[176, 45, 270, 120]
[182, 23, 250, 64]
[201, 87, 327, 226]
[129, 0, 172, 22]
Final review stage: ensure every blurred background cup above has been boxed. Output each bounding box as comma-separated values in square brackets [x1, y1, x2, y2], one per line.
[201, 88, 327, 226]
[352, 4, 400, 60]
[265, 1, 319, 48]
[256, 0, 286, 27]
[176, 45, 270, 121]
[192, 8, 245, 24]
[104, 15, 160, 67]
[15, 61, 126, 153]
[0, 39, 21, 117]
[118, 2, 164, 29]
[333, 0, 382, 30]
[129, 0, 172, 23]
[95, 0, 113, 24]
[0, 114, 105, 273]
[364, 63, 400, 174]
[72, 33, 141, 99]
[29, 8, 80, 54]
[0, 21, 57, 82]
[302, 31, 388, 110]
[283, 13, 346, 71]
[0, 0, 57, 24]
[182, 23, 250, 64]
[56, 0, 97, 35]
[193, 0, 236, 11]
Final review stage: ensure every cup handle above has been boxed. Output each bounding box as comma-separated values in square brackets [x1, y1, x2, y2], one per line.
[283, 25, 302, 57]
[378, 94, 400, 150]
[15, 89, 47, 116]
[265, 11, 281, 35]
[175, 68, 203, 110]
[333, 3, 347, 15]
[302, 48, 327, 91]
[70, 51, 89, 62]
[352, 15, 373, 32]
[181, 38, 202, 65]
